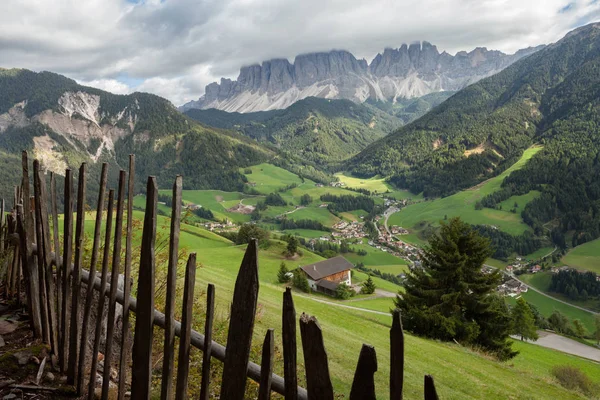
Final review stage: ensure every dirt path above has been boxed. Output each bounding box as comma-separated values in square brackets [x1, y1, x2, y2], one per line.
[293, 293, 391, 316]
[515, 331, 600, 362]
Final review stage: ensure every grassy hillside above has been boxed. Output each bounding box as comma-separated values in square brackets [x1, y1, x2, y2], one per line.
[102, 211, 599, 399]
[562, 238, 600, 274]
[389, 147, 542, 237]
[185, 97, 402, 164]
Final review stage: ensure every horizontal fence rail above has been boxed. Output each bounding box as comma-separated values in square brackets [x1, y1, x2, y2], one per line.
[0, 151, 440, 399]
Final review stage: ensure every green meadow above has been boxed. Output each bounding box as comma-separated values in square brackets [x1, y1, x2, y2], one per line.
[562, 238, 600, 274]
[389, 146, 543, 237]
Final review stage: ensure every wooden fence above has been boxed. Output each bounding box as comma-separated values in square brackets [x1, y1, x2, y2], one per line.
[1, 151, 441, 399]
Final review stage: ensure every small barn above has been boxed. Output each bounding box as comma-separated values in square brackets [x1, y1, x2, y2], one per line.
[300, 256, 353, 296]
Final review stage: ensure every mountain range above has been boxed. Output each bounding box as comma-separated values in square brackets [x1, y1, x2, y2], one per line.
[349, 22, 600, 245]
[181, 42, 543, 113]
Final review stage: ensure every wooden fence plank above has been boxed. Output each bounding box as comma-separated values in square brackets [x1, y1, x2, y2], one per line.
[199, 283, 215, 400]
[21, 152, 41, 338]
[60, 169, 73, 373]
[258, 329, 275, 400]
[35, 161, 59, 354]
[219, 239, 260, 400]
[32, 160, 50, 347]
[50, 173, 61, 342]
[161, 175, 182, 400]
[16, 203, 41, 337]
[282, 287, 297, 400]
[424, 375, 439, 400]
[87, 190, 115, 400]
[101, 172, 126, 400]
[67, 163, 87, 385]
[174, 253, 197, 400]
[77, 163, 108, 395]
[118, 154, 135, 400]
[299, 313, 333, 400]
[349, 344, 377, 400]
[390, 309, 404, 400]
[131, 176, 158, 400]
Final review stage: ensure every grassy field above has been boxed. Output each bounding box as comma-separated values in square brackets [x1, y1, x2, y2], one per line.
[506, 288, 597, 333]
[242, 163, 304, 194]
[335, 172, 422, 200]
[562, 238, 600, 273]
[389, 147, 543, 237]
[67, 205, 600, 399]
[174, 189, 260, 223]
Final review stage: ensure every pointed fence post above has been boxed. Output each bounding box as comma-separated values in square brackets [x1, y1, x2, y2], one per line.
[349, 345, 377, 400]
[118, 155, 135, 400]
[299, 314, 333, 400]
[282, 287, 298, 400]
[87, 190, 115, 400]
[174, 253, 197, 400]
[424, 375, 439, 400]
[161, 176, 182, 400]
[258, 329, 275, 400]
[67, 163, 87, 385]
[219, 239, 260, 400]
[77, 163, 108, 395]
[131, 177, 158, 400]
[199, 283, 215, 400]
[102, 172, 126, 400]
[60, 169, 74, 373]
[390, 309, 404, 400]
[50, 173, 61, 340]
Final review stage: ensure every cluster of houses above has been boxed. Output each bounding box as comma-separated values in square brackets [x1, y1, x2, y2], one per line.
[505, 261, 542, 274]
[331, 221, 367, 240]
[390, 226, 409, 235]
[202, 220, 235, 232]
[498, 279, 529, 296]
[328, 181, 347, 188]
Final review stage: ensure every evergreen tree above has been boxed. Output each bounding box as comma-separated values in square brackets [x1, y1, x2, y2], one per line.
[361, 275, 376, 294]
[394, 217, 516, 359]
[594, 315, 600, 345]
[511, 298, 538, 341]
[300, 194, 313, 206]
[277, 262, 290, 283]
[292, 270, 310, 293]
[286, 236, 299, 256]
[572, 319, 587, 338]
[335, 282, 353, 300]
[548, 311, 570, 334]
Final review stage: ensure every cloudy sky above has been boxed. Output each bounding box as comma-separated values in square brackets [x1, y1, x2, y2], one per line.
[1, 0, 599, 106]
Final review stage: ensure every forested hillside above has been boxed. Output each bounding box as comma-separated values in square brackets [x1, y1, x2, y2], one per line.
[0, 69, 278, 202]
[349, 22, 600, 246]
[185, 97, 402, 164]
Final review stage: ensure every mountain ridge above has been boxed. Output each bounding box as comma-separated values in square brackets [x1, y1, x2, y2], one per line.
[181, 43, 543, 113]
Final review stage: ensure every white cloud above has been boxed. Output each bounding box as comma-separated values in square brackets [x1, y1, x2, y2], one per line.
[1, 0, 599, 105]
[77, 79, 132, 95]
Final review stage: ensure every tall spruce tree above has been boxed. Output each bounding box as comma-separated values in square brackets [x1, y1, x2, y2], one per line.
[394, 217, 516, 360]
[511, 298, 538, 341]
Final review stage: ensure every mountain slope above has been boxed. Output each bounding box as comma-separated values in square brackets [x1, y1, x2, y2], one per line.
[181, 43, 542, 113]
[349, 22, 600, 244]
[0, 68, 274, 199]
[185, 97, 402, 164]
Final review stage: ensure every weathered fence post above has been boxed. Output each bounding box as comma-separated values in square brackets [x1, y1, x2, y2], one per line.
[102, 171, 126, 400]
[349, 344, 377, 400]
[60, 168, 73, 373]
[161, 176, 182, 400]
[390, 309, 404, 399]
[219, 239, 260, 400]
[50, 173, 61, 342]
[258, 329, 275, 400]
[77, 163, 108, 395]
[67, 163, 87, 385]
[174, 253, 197, 400]
[282, 287, 298, 400]
[118, 154, 135, 400]
[87, 189, 115, 400]
[424, 375, 439, 400]
[299, 313, 334, 400]
[199, 283, 215, 400]
[131, 176, 158, 400]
